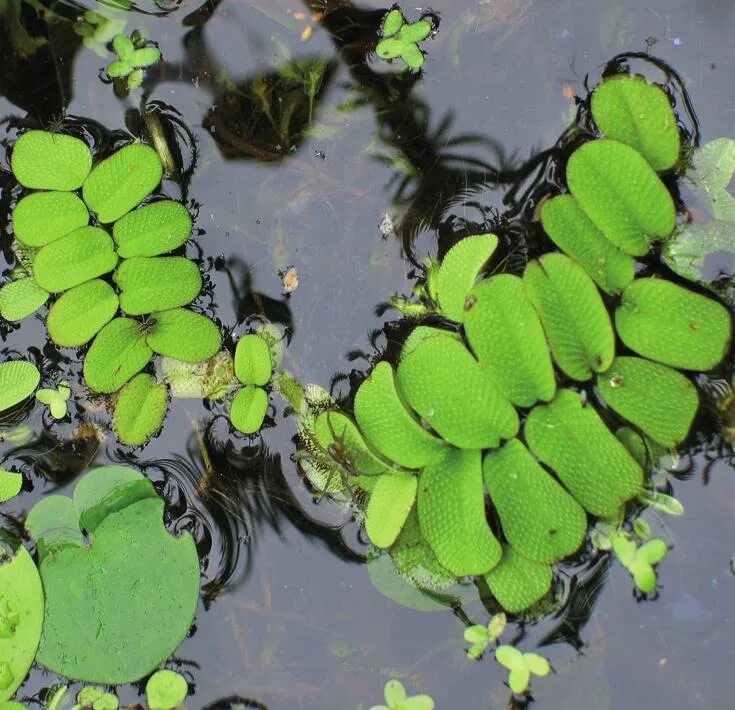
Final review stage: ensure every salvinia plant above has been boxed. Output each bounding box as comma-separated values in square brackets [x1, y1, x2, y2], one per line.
[295, 73, 733, 615]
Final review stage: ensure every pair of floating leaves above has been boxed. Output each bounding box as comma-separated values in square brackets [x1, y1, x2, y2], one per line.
[0, 278, 48, 322]
[0, 360, 40, 412]
[611, 533, 668, 593]
[106, 34, 161, 91]
[25, 466, 199, 684]
[495, 645, 551, 695]
[229, 333, 274, 434]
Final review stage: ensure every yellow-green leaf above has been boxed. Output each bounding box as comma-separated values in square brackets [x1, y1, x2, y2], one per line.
[0, 360, 40, 411]
[230, 385, 268, 434]
[113, 373, 168, 446]
[0, 277, 48, 322]
[112, 200, 192, 258]
[234, 333, 273, 386]
[47, 279, 119, 347]
[146, 308, 222, 362]
[365, 472, 417, 549]
[11, 130, 92, 190]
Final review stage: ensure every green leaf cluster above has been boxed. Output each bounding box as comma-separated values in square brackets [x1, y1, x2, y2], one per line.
[495, 645, 551, 695]
[229, 331, 275, 434]
[106, 32, 161, 91]
[375, 9, 432, 71]
[369, 679, 434, 710]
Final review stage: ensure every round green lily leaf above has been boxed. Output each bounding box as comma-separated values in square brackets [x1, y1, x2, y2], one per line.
[0, 469, 23, 502]
[435, 233, 498, 321]
[397, 327, 519, 448]
[597, 356, 698, 448]
[115, 257, 202, 315]
[11, 130, 92, 190]
[484, 546, 553, 614]
[523, 252, 614, 381]
[484, 439, 586, 563]
[365, 473, 417, 549]
[567, 139, 676, 256]
[83, 318, 153, 393]
[540, 195, 635, 294]
[615, 278, 732, 371]
[591, 75, 680, 172]
[525, 389, 643, 517]
[354, 361, 447, 469]
[464, 274, 556, 407]
[47, 279, 119, 347]
[112, 200, 192, 258]
[113, 374, 168, 446]
[24, 495, 85, 562]
[146, 669, 188, 710]
[12, 191, 89, 248]
[82, 143, 163, 223]
[33, 226, 118, 293]
[0, 360, 40, 412]
[229, 385, 268, 434]
[418, 448, 501, 577]
[234, 333, 273, 386]
[0, 545, 44, 703]
[146, 308, 222, 362]
[381, 8, 404, 37]
[0, 278, 48, 322]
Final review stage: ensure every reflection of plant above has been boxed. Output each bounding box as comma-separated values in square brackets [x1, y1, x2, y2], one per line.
[495, 645, 551, 695]
[376, 9, 433, 71]
[106, 32, 161, 92]
[369, 679, 434, 710]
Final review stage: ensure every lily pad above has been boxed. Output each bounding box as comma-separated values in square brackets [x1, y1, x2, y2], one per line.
[113, 373, 168, 446]
[47, 279, 119, 347]
[83, 318, 153, 393]
[229, 385, 268, 434]
[146, 308, 222, 362]
[0, 360, 40, 412]
[354, 361, 447, 469]
[0, 278, 48, 322]
[523, 252, 615, 381]
[464, 275, 556, 407]
[114, 257, 202, 315]
[397, 327, 519, 448]
[540, 194, 635, 294]
[82, 143, 163, 223]
[597, 356, 698, 447]
[0, 469, 23, 502]
[525, 389, 643, 517]
[112, 200, 192, 258]
[484, 546, 553, 614]
[435, 234, 498, 321]
[11, 130, 92, 190]
[33, 226, 118, 293]
[12, 191, 89, 247]
[615, 278, 731, 370]
[417, 448, 501, 577]
[0, 545, 44, 703]
[146, 669, 188, 710]
[484, 439, 587, 563]
[567, 139, 676, 255]
[591, 74, 680, 171]
[234, 333, 273, 386]
[365, 472, 417, 549]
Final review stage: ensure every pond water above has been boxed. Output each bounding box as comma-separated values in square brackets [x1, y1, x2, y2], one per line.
[2, 0, 735, 708]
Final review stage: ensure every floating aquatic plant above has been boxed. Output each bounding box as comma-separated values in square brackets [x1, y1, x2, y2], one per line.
[369, 679, 434, 710]
[35, 381, 71, 419]
[106, 32, 161, 92]
[495, 645, 551, 695]
[145, 669, 188, 710]
[0, 360, 40, 412]
[375, 9, 433, 71]
[464, 612, 506, 660]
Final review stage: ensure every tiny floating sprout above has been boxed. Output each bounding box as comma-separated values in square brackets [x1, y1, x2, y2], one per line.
[369, 679, 434, 710]
[495, 645, 551, 695]
[106, 32, 161, 92]
[464, 612, 507, 660]
[375, 9, 433, 71]
[36, 380, 71, 420]
[75, 685, 120, 709]
[610, 531, 669, 594]
[146, 669, 188, 710]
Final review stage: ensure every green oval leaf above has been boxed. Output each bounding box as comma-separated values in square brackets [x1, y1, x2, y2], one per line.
[400, 43, 425, 70]
[464, 274, 556, 407]
[12, 191, 89, 248]
[484, 439, 586, 563]
[400, 19, 432, 43]
[354, 361, 447, 469]
[591, 74, 680, 172]
[146, 308, 222, 362]
[525, 389, 643, 517]
[47, 279, 119, 347]
[146, 669, 188, 710]
[0, 278, 48, 322]
[418, 448, 501, 576]
[524, 252, 615, 381]
[113, 373, 168, 446]
[107, 59, 132, 78]
[436, 234, 498, 321]
[234, 333, 273, 386]
[397, 327, 519, 448]
[112, 33, 134, 60]
[112, 201, 192, 258]
[381, 8, 404, 37]
[540, 195, 635, 295]
[365, 473, 417, 549]
[83, 318, 153, 393]
[376, 37, 403, 59]
[229, 385, 268, 434]
[11, 130, 92, 190]
[484, 546, 552, 614]
[597, 356, 698, 447]
[615, 278, 731, 371]
[0, 469, 23, 502]
[82, 143, 163, 223]
[567, 139, 676, 255]
[0, 360, 40, 412]
[115, 257, 202, 315]
[33, 226, 118, 293]
[130, 46, 161, 68]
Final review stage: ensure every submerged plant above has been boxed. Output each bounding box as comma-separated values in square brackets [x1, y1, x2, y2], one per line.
[375, 9, 433, 71]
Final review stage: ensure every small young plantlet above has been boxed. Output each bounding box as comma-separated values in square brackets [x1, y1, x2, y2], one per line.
[36, 380, 71, 420]
[610, 532, 669, 594]
[464, 612, 507, 659]
[146, 669, 188, 709]
[106, 31, 161, 91]
[74, 685, 120, 709]
[495, 645, 551, 695]
[369, 679, 434, 710]
[375, 8, 433, 71]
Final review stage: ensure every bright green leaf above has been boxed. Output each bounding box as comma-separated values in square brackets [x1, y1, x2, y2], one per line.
[400, 43, 425, 70]
[495, 645, 524, 672]
[230, 385, 268, 434]
[637, 538, 668, 566]
[0, 277, 48, 322]
[0, 469, 23, 502]
[113, 373, 168, 446]
[630, 560, 657, 593]
[130, 46, 161, 68]
[464, 625, 489, 645]
[365, 472, 417, 549]
[12, 191, 89, 248]
[11, 130, 92, 190]
[484, 546, 553, 614]
[381, 9, 404, 38]
[47, 279, 119, 347]
[0, 360, 40, 412]
[106, 59, 132, 78]
[112, 200, 192, 258]
[523, 652, 551, 678]
[400, 20, 432, 43]
[146, 308, 222, 362]
[36, 381, 71, 419]
[375, 37, 403, 60]
[145, 669, 188, 710]
[112, 33, 134, 59]
[611, 532, 637, 566]
[508, 667, 531, 694]
[234, 333, 273, 386]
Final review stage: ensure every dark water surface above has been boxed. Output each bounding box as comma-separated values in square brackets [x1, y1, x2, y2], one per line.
[2, 0, 735, 708]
